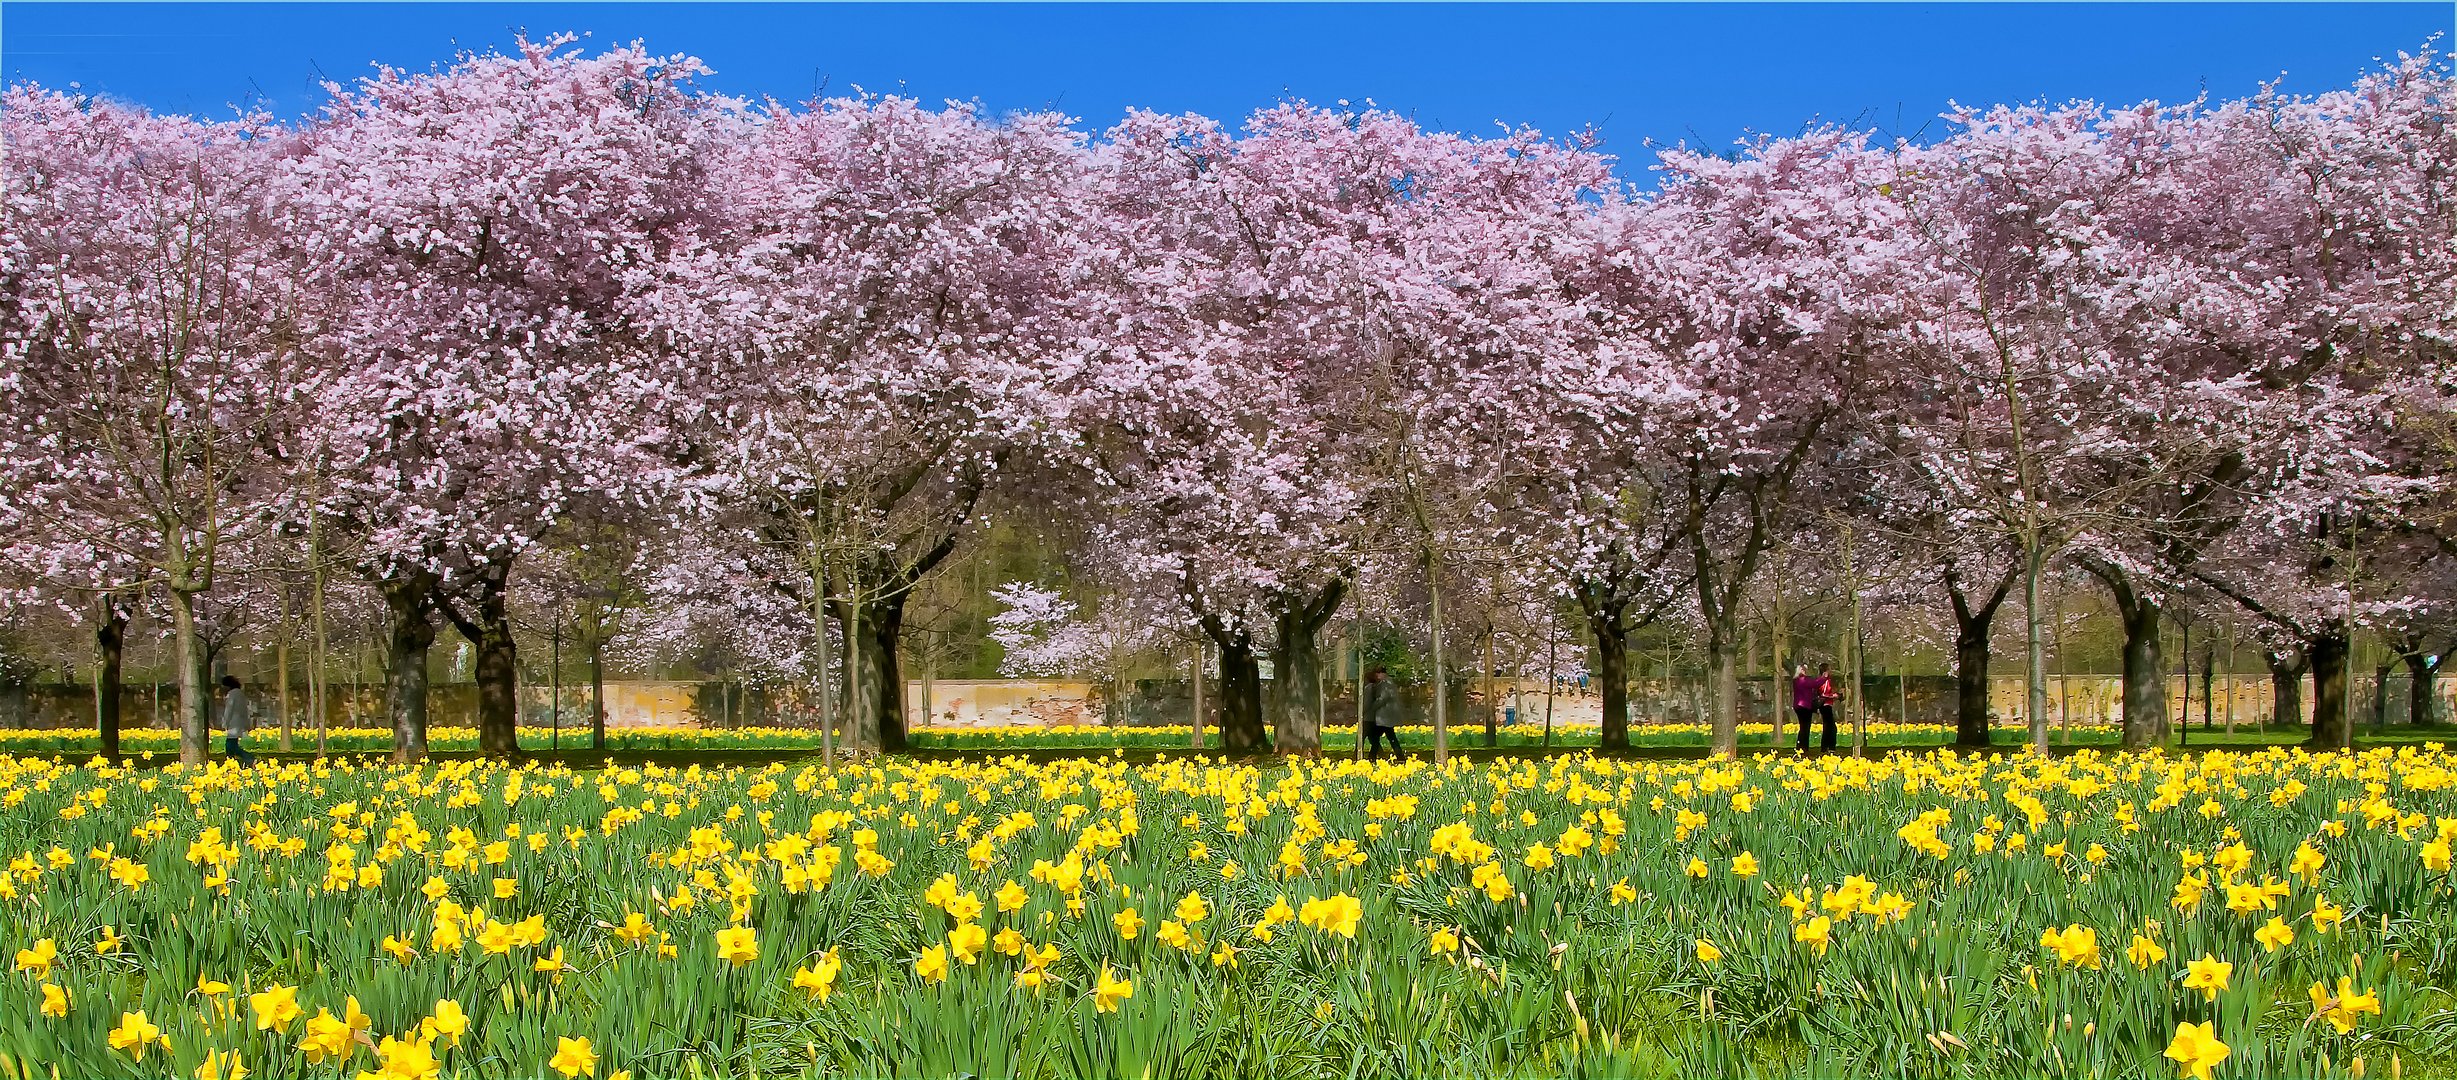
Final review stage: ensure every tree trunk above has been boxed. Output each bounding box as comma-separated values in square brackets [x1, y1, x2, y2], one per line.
[94, 596, 127, 761]
[1212, 632, 1266, 753]
[808, 548, 834, 766]
[1574, 578, 1633, 748]
[2405, 651, 2442, 728]
[2369, 658, 2395, 731]
[1429, 578, 1449, 764]
[470, 591, 519, 757]
[1769, 603, 1789, 747]
[1268, 624, 1327, 756]
[1953, 620, 1993, 749]
[2024, 546, 2050, 753]
[380, 571, 437, 764]
[2267, 649, 2308, 728]
[2087, 563, 2166, 750]
[1945, 567, 2013, 749]
[1268, 582, 1345, 757]
[310, 504, 330, 756]
[276, 634, 293, 752]
[1591, 613, 1628, 750]
[589, 641, 607, 751]
[438, 560, 521, 758]
[1707, 620, 1738, 758]
[1482, 632, 1497, 748]
[2115, 595, 2166, 750]
[165, 589, 212, 764]
[2308, 623, 2351, 750]
[841, 594, 910, 752]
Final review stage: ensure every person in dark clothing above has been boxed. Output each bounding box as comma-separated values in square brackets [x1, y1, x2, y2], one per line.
[1791, 664, 1818, 751]
[1814, 663, 1840, 751]
[1362, 667, 1404, 760]
[219, 674, 257, 766]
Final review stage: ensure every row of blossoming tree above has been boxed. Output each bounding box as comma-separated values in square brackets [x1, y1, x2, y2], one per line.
[3, 36, 2452, 763]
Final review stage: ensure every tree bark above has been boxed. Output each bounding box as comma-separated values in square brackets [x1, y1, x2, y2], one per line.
[276, 633, 293, 753]
[1591, 615, 1628, 749]
[1706, 619, 1738, 758]
[1952, 624, 1993, 750]
[2116, 596, 2166, 749]
[1268, 582, 1345, 757]
[1211, 630, 1266, 753]
[589, 641, 607, 751]
[1429, 577, 1450, 764]
[2090, 564, 2167, 750]
[2267, 648, 2308, 728]
[380, 570, 438, 764]
[94, 596, 127, 761]
[824, 499, 973, 752]
[807, 547, 834, 765]
[2403, 650, 2442, 727]
[841, 593, 911, 752]
[2308, 623, 2351, 750]
[2024, 546, 2051, 753]
[1482, 632, 1496, 748]
[1945, 567, 2014, 749]
[166, 588, 211, 764]
[1577, 584, 1633, 750]
[437, 557, 520, 758]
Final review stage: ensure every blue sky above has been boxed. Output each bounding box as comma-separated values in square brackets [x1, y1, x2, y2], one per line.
[4, 3, 2448, 166]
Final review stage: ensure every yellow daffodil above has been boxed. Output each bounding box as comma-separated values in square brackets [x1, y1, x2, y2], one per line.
[793, 950, 843, 1002]
[2183, 955, 2233, 1002]
[2254, 916, 2295, 953]
[15, 937, 59, 978]
[548, 1035, 598, 1078]
[1093, 964, 1133, 1013]
[715, 925, 759, 966]
[2163, 1021, 2229, 1080]
[108, 1010, 163, 1059]
[248, 984, 301, 1033]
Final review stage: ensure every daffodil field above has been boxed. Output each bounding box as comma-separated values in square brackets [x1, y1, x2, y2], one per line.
[4, 747, 2456, 1079]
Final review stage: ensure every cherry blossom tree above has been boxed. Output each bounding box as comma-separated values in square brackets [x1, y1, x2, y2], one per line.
[1579, 131, 1922, 757]
[986, 581, 1168, 725]
[285, 36, 718, 760]
[2107, 52, 2454, 748]
[1, 87, 303, 763]
[1079, 104, 1408, 755]
[1377, 121, 1636, 750]
[670, 92, 1096, 753]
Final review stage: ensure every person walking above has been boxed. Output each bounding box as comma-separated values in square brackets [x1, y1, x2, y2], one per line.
[219, 674, 257, 766]
[1814, 662, 1841, 751]
[1362, 667, 1404, 761]
[1791, 664, 1818, 752]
